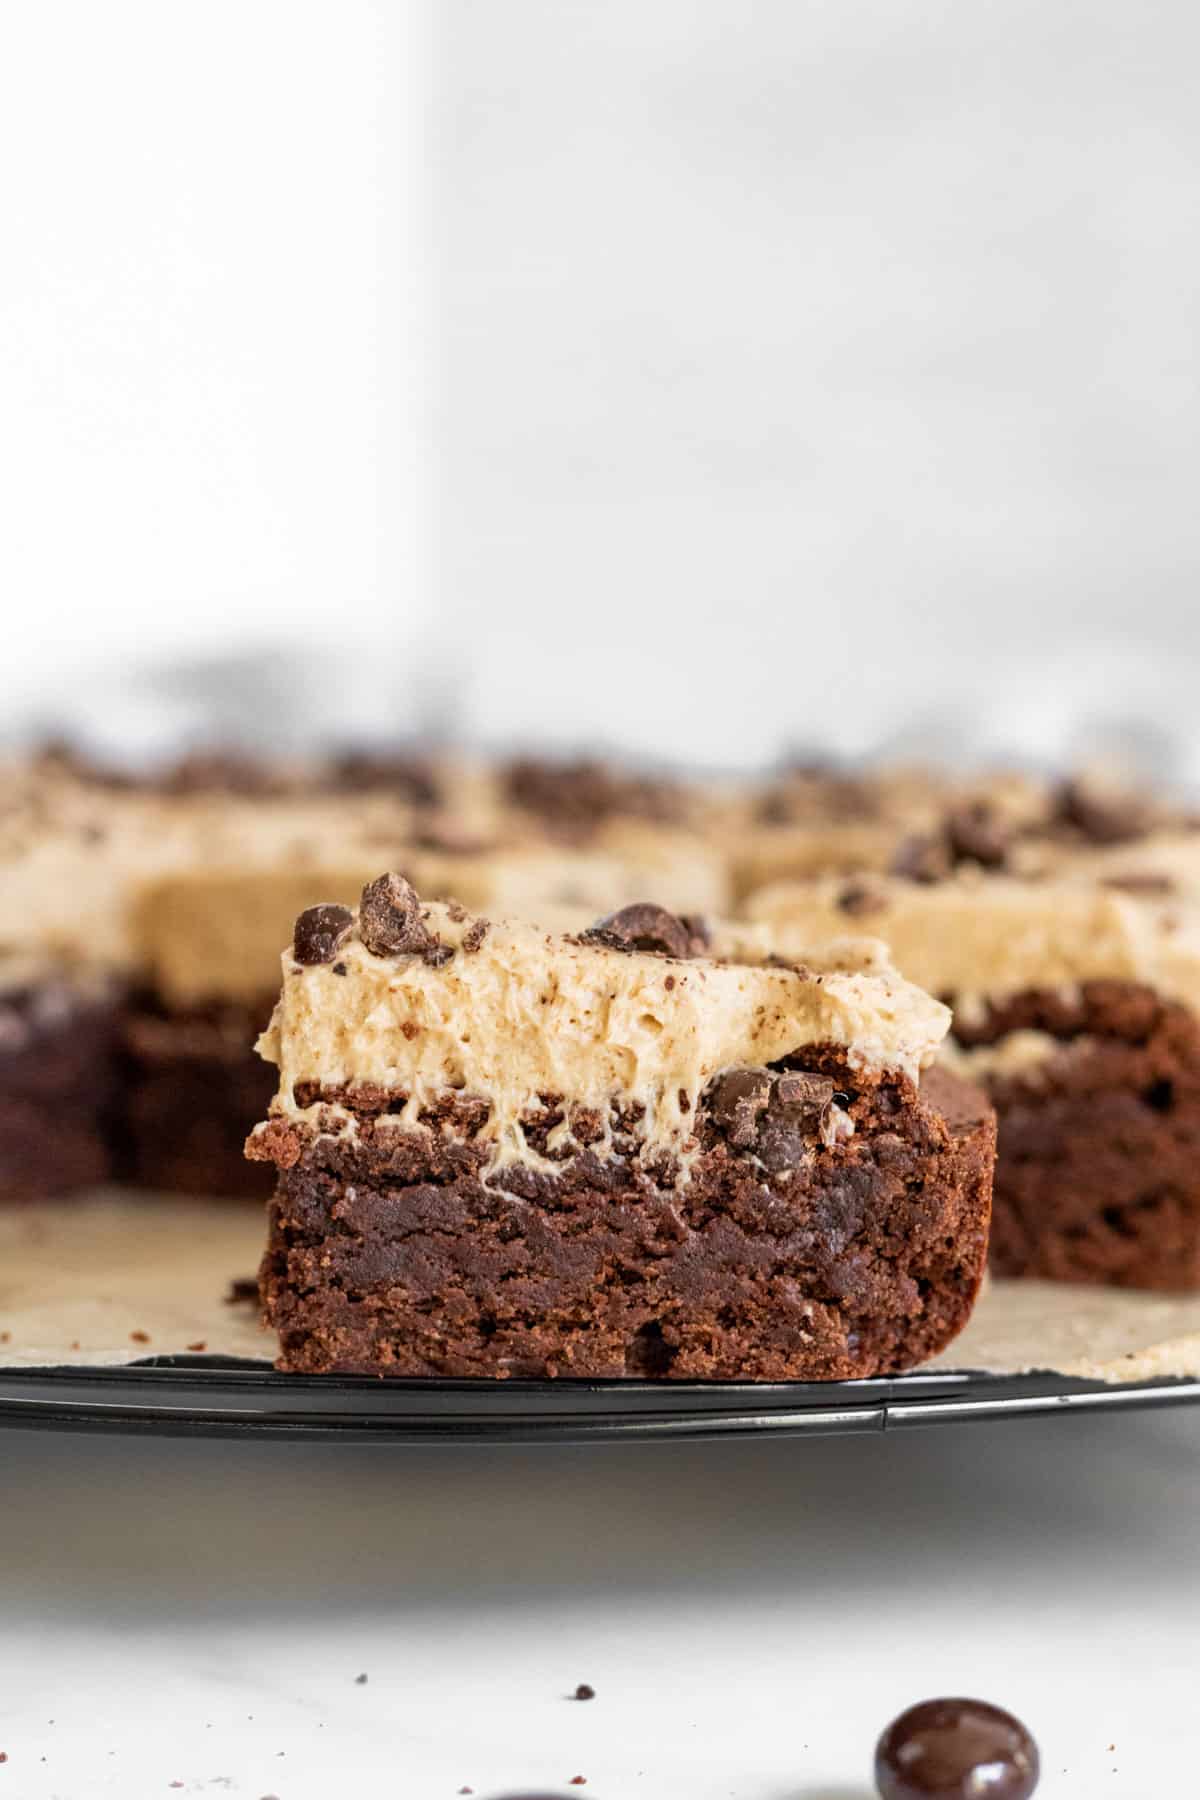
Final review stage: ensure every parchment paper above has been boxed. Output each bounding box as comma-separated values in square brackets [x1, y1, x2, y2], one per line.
[3, 1191, 1200, 1382]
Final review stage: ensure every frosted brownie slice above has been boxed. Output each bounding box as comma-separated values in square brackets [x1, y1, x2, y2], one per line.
[749, 873, 1200, 1289]
[247, 878, 994, 1379]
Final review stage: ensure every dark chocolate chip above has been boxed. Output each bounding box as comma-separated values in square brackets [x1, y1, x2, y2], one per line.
[581, 902, 693, 959]
[772, 1071, 836, 1115]
[890, 833, 952, 883]
[293, 904, 354, 965]
[1057, 776, 1149, 845]
[838, 881, 888, 916]
[572, 1683, 596, 1701]
[709, 1067, 773, 1147]
[358, 872, 431, 957]
[875, 1697, 1039, 1800]
[944, 802, 1010, 869]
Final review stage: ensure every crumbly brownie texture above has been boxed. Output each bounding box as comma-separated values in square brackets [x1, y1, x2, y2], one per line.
[121, 998, 276, 1197]
[0, 972, 120, 1201]
[255, 1057, 993, 1379]
[249, 884, 992, 1378]
[753, 876, 1200, 1289]
[949, 982, 1200, 1290]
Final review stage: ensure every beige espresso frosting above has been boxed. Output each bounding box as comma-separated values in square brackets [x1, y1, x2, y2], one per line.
[747, 873, 1200, 1016]
[257, 897, 950, 1177]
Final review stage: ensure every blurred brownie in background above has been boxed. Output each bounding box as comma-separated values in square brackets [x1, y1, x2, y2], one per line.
[750, 873, 1200, 1290]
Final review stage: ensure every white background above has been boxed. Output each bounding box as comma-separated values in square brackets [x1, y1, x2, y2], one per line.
[2, 1, 1199, 766]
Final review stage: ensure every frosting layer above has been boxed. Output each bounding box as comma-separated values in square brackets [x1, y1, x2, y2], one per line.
[257, 894, 950, 1176]
[748, 874, 1200, 1015]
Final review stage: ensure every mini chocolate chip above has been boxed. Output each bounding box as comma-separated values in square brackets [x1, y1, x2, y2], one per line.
[709, 1067, 773, 1146]
[890, 833, 952, 883]
[945, 802, 1010, 869]
[581, 902, 693, 958]
[838, 881, 888, 916]
[358, 872, 432, 957]
[462, 918, 490, 952]
[293, 904, 354, 965]
[875, 1696, 1039, 1799]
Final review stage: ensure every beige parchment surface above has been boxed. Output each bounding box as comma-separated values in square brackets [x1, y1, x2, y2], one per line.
[2, 1190, 1200, 1382]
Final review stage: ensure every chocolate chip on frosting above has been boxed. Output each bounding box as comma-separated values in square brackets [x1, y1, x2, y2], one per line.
[293, 904, 354, 965]
[838, 881, 888, 917]
[1057, 775, 1150, 845]
[945, 801, 1011, 869]
[890, 833, 952, 884]
[579, 902, 694, 959]
[359, 872, 433, 957]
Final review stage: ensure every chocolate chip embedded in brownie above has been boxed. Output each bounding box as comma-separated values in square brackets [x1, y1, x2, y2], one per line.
[248, 879, 993, 1378]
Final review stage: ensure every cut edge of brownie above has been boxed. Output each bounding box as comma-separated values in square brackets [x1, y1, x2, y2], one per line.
[252, 1052, 994, 1381]
[949, 979, 1200, 1290]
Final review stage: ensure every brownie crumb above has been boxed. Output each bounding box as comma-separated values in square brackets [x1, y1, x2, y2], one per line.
[225, 1277, 259, 1305]
[425, 942, 455, 968]
[293, 903, 354, 966]
[568, 1778, 587, 1787]
[457, 1788, 474, 1795]
[354, 1672, 368, 1685]
[186, 1341, 208, 1353]
[332, 960, 348, 976]
[580, 902, 694, 959]
[572, 1683, 596, 1701]
[461, 918, 490, 953]
[130, 1330, 150, 1344]
[0, 1331, 9, 1344]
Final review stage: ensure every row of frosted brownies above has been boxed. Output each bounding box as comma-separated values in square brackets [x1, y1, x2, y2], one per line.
[3, 744, 1199, 1377]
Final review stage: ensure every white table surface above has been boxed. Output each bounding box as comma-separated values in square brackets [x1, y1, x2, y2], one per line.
[1, 1404, 1195, 1799]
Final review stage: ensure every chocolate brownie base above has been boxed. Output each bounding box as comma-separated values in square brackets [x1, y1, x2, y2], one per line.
[956, 980, 1200, 1289]
[0, 979, 120, 1201]
[122, 999, 276, 1197]
[254, 1058, 994, 1379]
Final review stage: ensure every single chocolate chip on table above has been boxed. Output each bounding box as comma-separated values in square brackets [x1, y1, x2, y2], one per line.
[293, 904, 354, 965]
[875, 1697, 1039, 1799]
[580, 902, 694, 959]
[571, 1683, 596, 1701]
